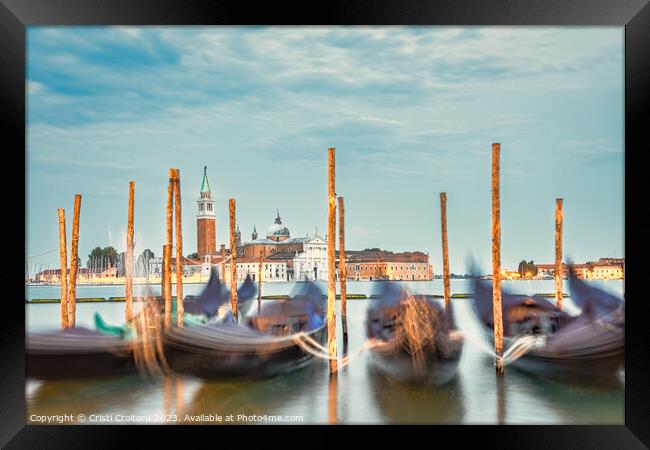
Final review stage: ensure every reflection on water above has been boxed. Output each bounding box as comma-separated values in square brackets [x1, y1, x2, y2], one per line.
[25, 280, 624, 425]
[182, 362, 329, 424]
[328, 374, 338, 424]
[496, 374, 506, 425]
[367, 365, 465, 424]
[524, 377, 623, 424]
[27, 374, 171, 423]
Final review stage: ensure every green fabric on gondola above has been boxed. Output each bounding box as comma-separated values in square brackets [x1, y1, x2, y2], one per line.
[94, 312, 131, 338]
[184, 314, 206, 326]
[172, 297, 210, 326]
[94, 299, 207, 339]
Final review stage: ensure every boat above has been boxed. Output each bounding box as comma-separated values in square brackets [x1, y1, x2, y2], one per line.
[471, 266, 624, 384]
[26, 326, 135, 380]
[366, 282, 464, 385]
[162, 280, 327, 379]
[25, 271, 256, 381]
[181, 269, 257, 322]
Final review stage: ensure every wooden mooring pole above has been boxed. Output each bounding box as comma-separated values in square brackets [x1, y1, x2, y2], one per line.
[555, 198, 563, 310]
[173, 169, 184, 327]
[161, 247, 166, 303]
[492, 143, 504, 375]
[68, 194, 81, 328]
[439, 192, 451, 323]
[57, 208, 68, 330]
[229, 198, 238, 320]
[125, 181, 135, 322]
[164, 170, 174, 331]
[258, 252, 263, 313]
[327, 147, 338, 374]
[338, 196, 348, 348]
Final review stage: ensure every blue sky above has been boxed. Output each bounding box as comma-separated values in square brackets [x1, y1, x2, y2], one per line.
[26, 26, 624, 274]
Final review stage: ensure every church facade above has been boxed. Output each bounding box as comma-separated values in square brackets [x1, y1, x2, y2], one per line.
[192, 166, 431, 283]
[236, 211, 329, 281]
[193, 167, 329, 282]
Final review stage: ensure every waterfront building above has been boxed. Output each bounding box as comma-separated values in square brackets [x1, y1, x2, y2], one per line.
[291, 235, 328, 281]
[502, 270, 522, 280]
[222, 258, 290, 282]
[535, 263, 572, 278]
[187, 166, 433, 283]
[534, 257, 624, 280]
[236, 211, 329, 281]
[340, 250, 433, 281]
[35, 267, 113, 283]
[581, 260, 625, 280]
[148, 256, 203, 278]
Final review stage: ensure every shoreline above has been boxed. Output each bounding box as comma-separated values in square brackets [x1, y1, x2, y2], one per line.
[24, 276, 623, 288]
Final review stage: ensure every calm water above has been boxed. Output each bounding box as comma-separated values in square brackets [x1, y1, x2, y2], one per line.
[25, 280, 624, 425]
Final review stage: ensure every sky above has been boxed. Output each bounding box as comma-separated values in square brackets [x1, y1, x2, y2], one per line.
[26, 26, 624, 274]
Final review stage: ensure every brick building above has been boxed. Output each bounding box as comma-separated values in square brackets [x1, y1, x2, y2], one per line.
[340, 250, 433, 281]
[196, 166, 217, 258]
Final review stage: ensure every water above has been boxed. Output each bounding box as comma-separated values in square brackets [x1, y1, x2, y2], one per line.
[25, 280, 624, 424]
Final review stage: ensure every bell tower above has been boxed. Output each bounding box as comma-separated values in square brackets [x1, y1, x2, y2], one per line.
[235, 224, 241, 247]
[196, 166, 216, 258]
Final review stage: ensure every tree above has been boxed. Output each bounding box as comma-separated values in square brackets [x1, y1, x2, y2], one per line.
[87, 247, 105, 269]
[517, 260, 538, 278]
[186, 252, 198, 259]
[86, 246, 120, 271]
[117, 251, 126, 276]
[135, 253, 146, 277]
[104, 246, 119, 268]
[140, 249, 155, 278]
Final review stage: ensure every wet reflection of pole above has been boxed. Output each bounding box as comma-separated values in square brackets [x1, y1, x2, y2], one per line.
[340, 355, 349, 422]
[163, 376, 172, 419]
[328, 374, 338, 424]
[175, 376, 185, 418]
[496, 373, 506, 424]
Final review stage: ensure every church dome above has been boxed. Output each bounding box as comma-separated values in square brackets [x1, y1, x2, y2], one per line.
[267, 210, 290, 238]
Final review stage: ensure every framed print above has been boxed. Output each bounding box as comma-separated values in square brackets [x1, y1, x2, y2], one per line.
[2, 0, 649, 447]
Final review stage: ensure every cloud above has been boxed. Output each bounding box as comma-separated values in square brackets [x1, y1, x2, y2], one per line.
[31, 154, 140, 171]
[25, 27, 624, 271]
[350, 225, 383, 235]
[558, 139, 623, 166]
[26, 27, 622, 129]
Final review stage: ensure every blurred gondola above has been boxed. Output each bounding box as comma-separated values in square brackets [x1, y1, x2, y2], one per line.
[366, 281, 463, 385]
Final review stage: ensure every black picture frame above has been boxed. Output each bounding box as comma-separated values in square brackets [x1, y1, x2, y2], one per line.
[3, 0, 648, 447]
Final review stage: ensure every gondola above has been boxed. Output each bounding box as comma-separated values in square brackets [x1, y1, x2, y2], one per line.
[163, 279, 327, 379]
[181, 269, 257, 321]
[25, 271, 255, 381]
[366, 282, 464, 385]
[471, 266, 624, 384]
[26, 326, 135, 380]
